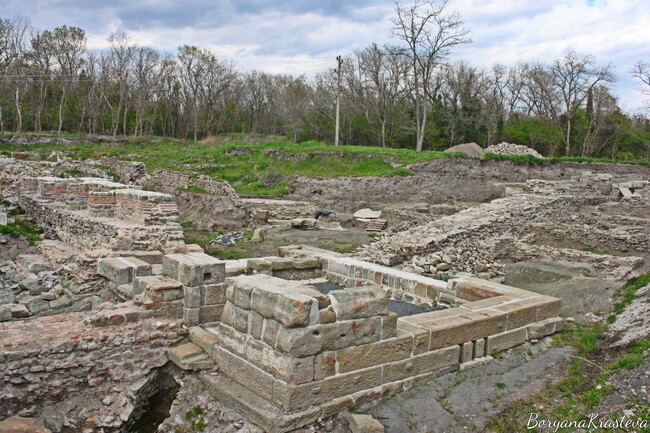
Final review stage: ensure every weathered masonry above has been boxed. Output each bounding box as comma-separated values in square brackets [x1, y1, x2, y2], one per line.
[18, 176, 185, 252]
[163, 245, 563, 432]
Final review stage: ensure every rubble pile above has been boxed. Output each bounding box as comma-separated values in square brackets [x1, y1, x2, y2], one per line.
[485, 142, 544, 158]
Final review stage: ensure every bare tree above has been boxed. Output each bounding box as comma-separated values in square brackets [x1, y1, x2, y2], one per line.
[547, 49, 613, 156]
[391, 0, 470, 151]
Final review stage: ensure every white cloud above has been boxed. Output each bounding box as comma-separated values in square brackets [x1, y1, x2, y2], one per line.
[2, 0, 648, 111]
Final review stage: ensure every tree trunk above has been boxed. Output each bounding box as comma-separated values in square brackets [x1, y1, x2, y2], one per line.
[380, 118, 386, 148]
[58, 89, 66, 135]
[15, 86, 22, 133]
[566, 118, 572, 156]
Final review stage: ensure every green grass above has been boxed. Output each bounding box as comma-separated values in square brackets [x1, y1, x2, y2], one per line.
[0, 219, 43, 246]
[485, 272, 650, 432]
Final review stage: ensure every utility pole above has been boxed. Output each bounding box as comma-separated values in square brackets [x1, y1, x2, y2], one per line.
[335, 55, 342, 147]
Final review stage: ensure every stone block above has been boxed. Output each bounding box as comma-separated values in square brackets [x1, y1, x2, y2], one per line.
[250, 283, 315, 328]
[396, 319, 430, 355]
[266, 257, 293, 270]
[247, 258, 272, 272]
[189, 326, 219, 355]
[527, 317, 563, 340]
[162, 253, 225, 286]
[382, 345, 460, 383]
[98, 257, 137, 284]
[455, 281, 500, 302]
[184, 307, 200, 326]
[460, 341, 474, 363]
[275, 317, 382, 357]
[293, 259, 321, 270]
[11, 304, 30, 318]
[199, 304, 224, 323]
[422, 310, 507, 350]
[486, 328, 528, 355]
[262, 318, 281, 346]
[213, 323, 247, 357]
[250, 311, 264, 339]
[335, 332, 412, 374]
[348, 414, 384, 433]
[473, 338, 486, 358]
[184, 286, 201, 309]
[201, 283, 226, 305]
[314, 352, 337, 380]
[495, 296, 562, 330]
[245, 338, 315, 385]
[319, 306, 336, 324]
[221, 301, 234, 326]
[381, 312, 398, 339]
[213, 345, 275, 402]
[0, 213, 6, 225]
[135, 275, 183, 292]
[328, 286, 388, 320]
[273, 366, 382, 411]
[233, 305, 250, 333]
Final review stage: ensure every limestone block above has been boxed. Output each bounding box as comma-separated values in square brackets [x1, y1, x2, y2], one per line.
[245, 338, 315, 385]
[233, 305, 250, 333]
[348, 414, 385, 433]
[247, 258, 273, 272]
[335, 331, 412, 374]
[527, 317, 563, 340]
[189, 326, 219, 355]
[0, 305, 12, 321]
[11, 304, 30, 318]
[474, 338, 486, 358]
[319, 306, 336, 324]
[381, 312, 398, 339]
[293, 259, 321, 270]
[314, 352, 337, 380]
[184, 307, 200, 326]
[396, 319, 430, 355]
[134, 275, 183, 292]
[221, 301, 234, 326]
[162, 253, 225, 286]
[262, 318, 281, 346]
[250, 311, 264, 339]
[328, 286, 388, 320]
[382, 345, 460, 383]
[495, 296, 561, 330]
[250, 284, 315, 328]
[486, 328, 528, 355]
[0, 213, 6, 225]
[213, 345, 275, 402]
[199, 304, 224, 323]
[98, 257, 146, 284]
[460, 341, 474, 363]
[273, 366, 382, 411]
[422, 310, 507, 350]
[201, 283, 226, 305]
[275, 317, 382, 357]
[266, 257, 293, 270]
[213, 323, 247, 357]
[184, 286, 201, 309]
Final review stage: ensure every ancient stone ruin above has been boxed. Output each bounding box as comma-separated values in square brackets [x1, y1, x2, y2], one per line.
[1, 153, 648, 433]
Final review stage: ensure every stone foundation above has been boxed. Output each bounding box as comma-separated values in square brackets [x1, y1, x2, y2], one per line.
[173, 245, 563, 432]
[18, 176, 185, 252]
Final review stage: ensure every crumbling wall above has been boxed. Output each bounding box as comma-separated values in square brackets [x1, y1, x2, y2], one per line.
[0, 313, 185, 421]
[18, 177, 185, 252]
[142, 170, 248, 230]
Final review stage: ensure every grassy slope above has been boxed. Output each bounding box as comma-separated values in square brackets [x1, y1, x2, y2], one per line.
[1, 133, 648, 196]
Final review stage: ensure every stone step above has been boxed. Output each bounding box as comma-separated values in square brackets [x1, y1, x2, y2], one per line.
[198, 372, 321, 433]
[169, 342, 214, 371]
[366, 220, 387, 232]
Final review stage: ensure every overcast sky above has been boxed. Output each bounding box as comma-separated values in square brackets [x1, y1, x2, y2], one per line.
[3, 0, 649, 112]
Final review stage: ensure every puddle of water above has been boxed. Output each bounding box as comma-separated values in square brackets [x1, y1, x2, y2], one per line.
[311, 281, 444, 317]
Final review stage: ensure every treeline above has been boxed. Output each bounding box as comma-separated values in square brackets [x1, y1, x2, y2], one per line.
[0, 12, 649, 159]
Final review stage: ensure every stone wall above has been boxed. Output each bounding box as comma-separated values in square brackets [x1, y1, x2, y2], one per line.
[180, 246, 563, 431]
[141, 169, 248, 230]
[0, 312, 185, 421]
[18, 176, 185, 252]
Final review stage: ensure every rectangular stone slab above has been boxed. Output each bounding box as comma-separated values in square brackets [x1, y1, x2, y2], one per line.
[163, 253, 225, 286]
